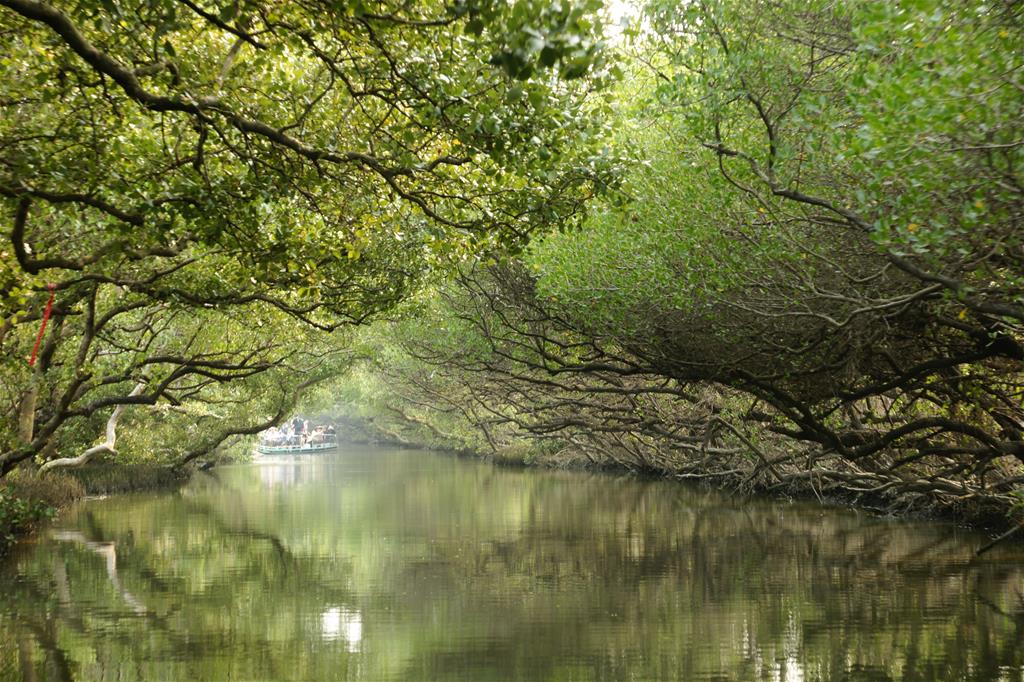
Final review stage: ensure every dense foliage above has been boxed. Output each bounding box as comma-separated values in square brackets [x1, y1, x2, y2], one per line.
[2, 0, 1022, 528]
[0, 0, 611, 475]
[342, 0, 1024, 526]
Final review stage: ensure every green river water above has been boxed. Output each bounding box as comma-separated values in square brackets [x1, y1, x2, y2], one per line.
[1, 446, 1022, 681]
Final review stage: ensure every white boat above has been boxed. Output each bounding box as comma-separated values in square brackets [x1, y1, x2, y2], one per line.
[257, 425, 338, 454]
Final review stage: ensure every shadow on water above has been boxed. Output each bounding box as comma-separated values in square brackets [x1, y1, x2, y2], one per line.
[1, 446, 1022, 681]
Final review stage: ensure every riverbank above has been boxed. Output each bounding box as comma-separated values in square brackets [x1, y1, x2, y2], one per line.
[0, 463, 189, 557]
[526, 444, 1024, 536]
[0, 471, 81, 556]
[331, 416, 1024, 538]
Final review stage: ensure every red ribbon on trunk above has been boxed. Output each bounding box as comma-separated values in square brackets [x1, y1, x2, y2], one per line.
[28, 283, 56, 368]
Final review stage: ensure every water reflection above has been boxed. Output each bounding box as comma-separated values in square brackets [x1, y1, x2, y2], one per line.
[0, 446, 1022, 681]
[51, 530, 147, 616]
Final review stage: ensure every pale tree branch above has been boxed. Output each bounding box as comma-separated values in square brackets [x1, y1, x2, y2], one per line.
[39, 382, 146, 473]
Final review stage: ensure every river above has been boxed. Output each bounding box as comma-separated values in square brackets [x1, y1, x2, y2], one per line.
[1, 446, 1022, 681]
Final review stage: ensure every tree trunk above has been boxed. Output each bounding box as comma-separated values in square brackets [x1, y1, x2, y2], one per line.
[17, 376, 39, 445]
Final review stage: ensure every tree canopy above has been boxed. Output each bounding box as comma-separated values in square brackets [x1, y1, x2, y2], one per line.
[337, 0, 1024, 525]
[0, 0, 613, 473]
[2, 0, 1022, 528]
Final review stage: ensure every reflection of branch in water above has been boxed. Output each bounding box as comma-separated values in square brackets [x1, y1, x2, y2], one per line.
[18, 621, 73, 682]
[975, 590, 1024, 623]
[976, 520, 1024, 557]
[975, 590, 1024, 664]
[51, 530, 147, 615]
[7, 590, 75, 682]
[14, 537, 222, 669]
[895, 534, 957, 566]
[198, 504, 293, 564]
[52, 555, 72, 610]
[18, 632, 38, 682]
[182, 492, 295, 569]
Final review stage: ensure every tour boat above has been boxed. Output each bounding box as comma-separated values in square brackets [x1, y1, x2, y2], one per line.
[257, 438, 338, 455]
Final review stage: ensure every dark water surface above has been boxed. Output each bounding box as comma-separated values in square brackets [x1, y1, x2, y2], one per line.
[1, 447, 1022, 681]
